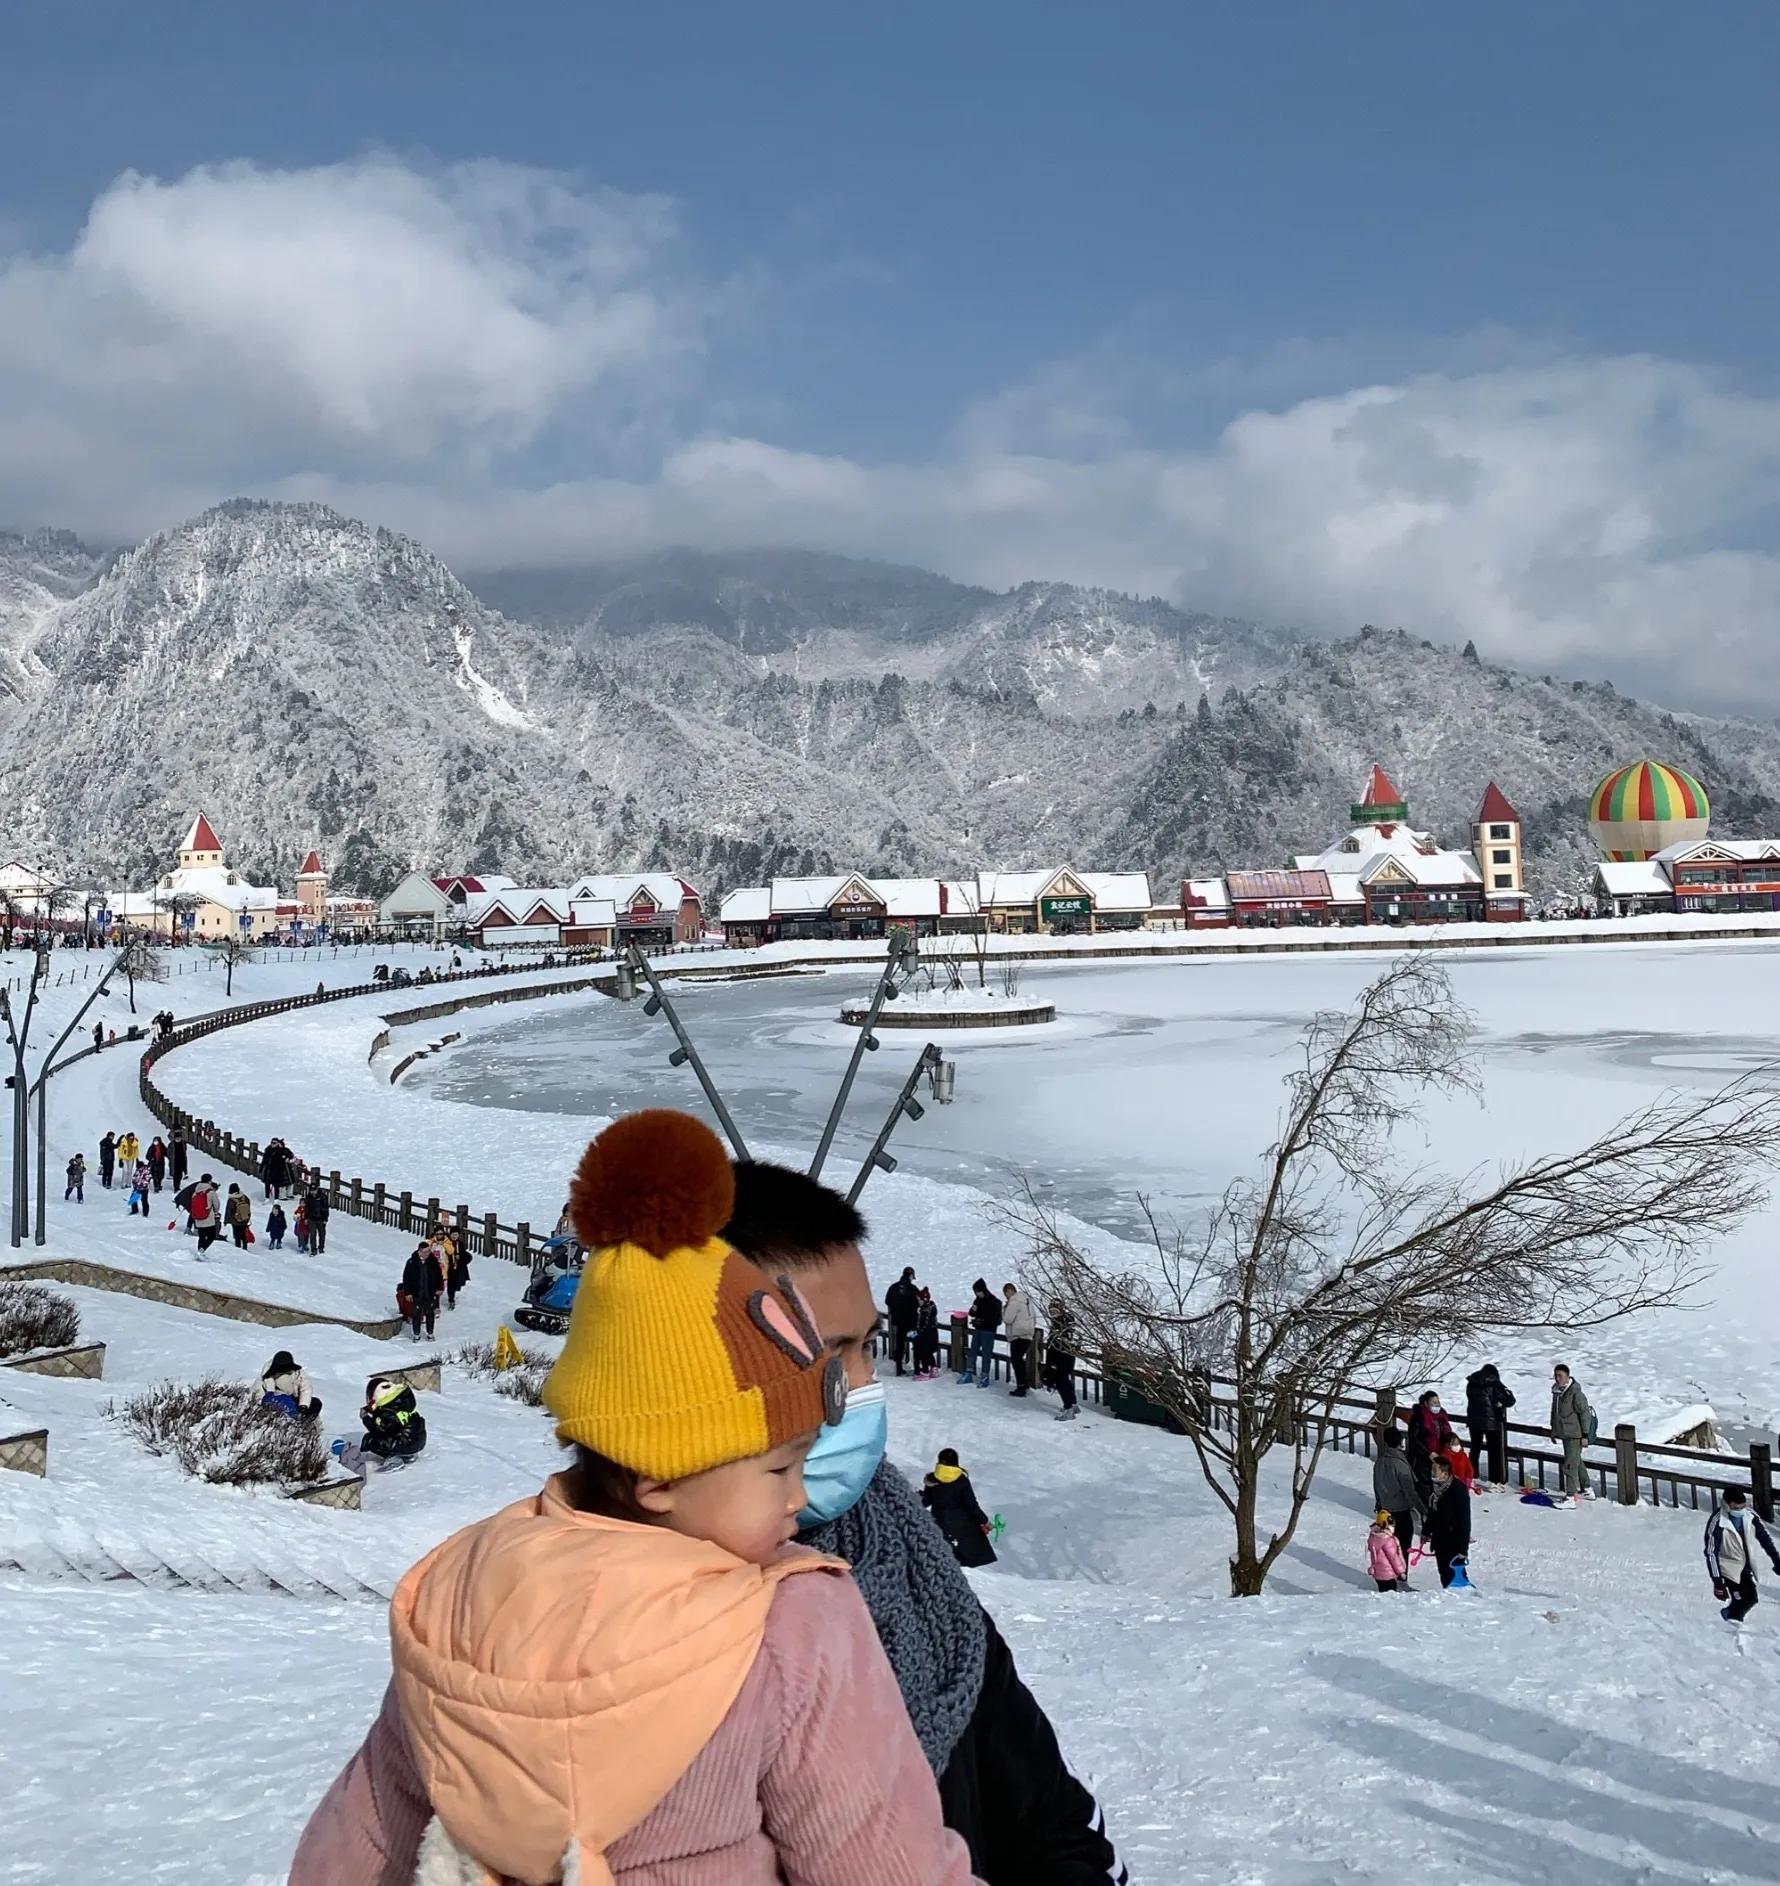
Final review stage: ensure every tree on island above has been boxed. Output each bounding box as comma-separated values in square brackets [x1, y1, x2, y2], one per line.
[997, 955, 1780, 1595]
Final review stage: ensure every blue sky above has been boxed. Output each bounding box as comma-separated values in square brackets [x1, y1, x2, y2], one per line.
[4, 2, 1780, 703]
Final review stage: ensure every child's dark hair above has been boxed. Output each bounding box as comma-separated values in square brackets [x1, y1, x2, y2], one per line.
[937, 1447, 960, 1467]
[724, 1160, 867, 1270]
[1379, 1426, 1403, 1449]
[561, 1445, 655, 1523]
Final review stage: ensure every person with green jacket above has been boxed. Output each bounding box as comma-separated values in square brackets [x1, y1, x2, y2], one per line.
[1550, 1363, 1594, 1498]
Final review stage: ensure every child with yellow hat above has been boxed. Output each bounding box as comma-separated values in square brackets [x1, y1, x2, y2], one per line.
[293, 1108, 980, 1886]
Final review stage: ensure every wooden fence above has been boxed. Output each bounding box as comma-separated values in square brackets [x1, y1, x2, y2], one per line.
[943, 1321, 1776, 1520]
[134, 945, 1779, 1522]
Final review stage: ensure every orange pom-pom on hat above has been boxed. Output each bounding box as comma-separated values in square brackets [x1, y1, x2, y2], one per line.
[544, 1109, 845, 1481]
[568, 1108, 735, 1256]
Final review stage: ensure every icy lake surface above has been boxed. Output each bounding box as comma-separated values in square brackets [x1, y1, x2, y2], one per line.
[412, 943, 1780, 1246]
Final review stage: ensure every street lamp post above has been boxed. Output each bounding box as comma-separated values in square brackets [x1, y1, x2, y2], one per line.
[24, 945, 128, 1245]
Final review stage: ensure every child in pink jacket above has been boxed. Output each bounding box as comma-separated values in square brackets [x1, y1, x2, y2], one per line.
[291, 1110, 979, 1886]
[1368, 1507, 1408, 1592]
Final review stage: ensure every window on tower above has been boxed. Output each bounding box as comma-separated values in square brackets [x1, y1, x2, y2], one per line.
[1491, 849, 1511, 865]
[1488, 823, 1512, 840]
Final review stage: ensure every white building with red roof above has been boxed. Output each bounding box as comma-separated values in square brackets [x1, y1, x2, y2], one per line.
[114, 811, 280, 939]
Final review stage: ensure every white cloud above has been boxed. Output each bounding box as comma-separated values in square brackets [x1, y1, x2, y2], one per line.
[0, 155, 706, 522]
[4, 158, 1780, 710]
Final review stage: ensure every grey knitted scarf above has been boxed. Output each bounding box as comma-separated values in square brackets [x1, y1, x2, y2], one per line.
[798, 1458, 988, 1774]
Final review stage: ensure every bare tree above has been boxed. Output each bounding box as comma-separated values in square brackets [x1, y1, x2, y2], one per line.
[216, 932, 256, 998]
[117, 934, 168, 1015]
[996, 955, 1780, 1596]
[154, 890, 205, 945]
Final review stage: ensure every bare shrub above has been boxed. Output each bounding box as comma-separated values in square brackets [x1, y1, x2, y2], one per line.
[0, 1282, 80, 1358]
[112, 1378, 327, 1485]
[456, 1340, 553, 1407]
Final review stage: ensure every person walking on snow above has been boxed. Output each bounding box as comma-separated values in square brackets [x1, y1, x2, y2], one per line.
[266, 1203, 288, 1250]
[1043, 1298, 1079, 1421]
[1002, 1283, 1036, 1397]
[302, 1177, 331, 1254]
[922, 1449, 999, 1568]
[127, 1159, 152, 1216]
[92, 1021, 102, 1054]
[188, 1176, 222, 1256]
[400, 1241, 443, 1341]
[64, 1153, 85, 1202]
[1372, 1427, 1424, 1574]
[225, 1183, 253, 1248]
[1368, 1509, 1408, 1591]
[1551, 1363, 1595, 1498]
[885, 1265, 920, 1376]
[1421, 1455, 1473, 1588]
[146, 1136, 167, 1192]
[958, 1278, 1000, 1387]
[116, 1129, 140, 1170]
[98, 1131, 116, 1191]
[293, 1197, 310, 1253]
[1465, 1362, 1516, 1488]
[260, 1137, 291, 1201]
[912, 1286, 941, 1379]
[169, 1129, 189, 1190]
[1705, 1486, 1780, 1624]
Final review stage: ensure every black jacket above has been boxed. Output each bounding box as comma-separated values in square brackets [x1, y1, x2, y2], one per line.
[1425, 1477, 1472, 1560]
[260, 1144, 291, 1186]
[401, 1250, 442, 1307]
[886, 1276, 920, 1330]
[913, 1300, 940, 1350]
[1465, 1367, 1515, 1430]
[969, 1287, 1001, 1334]
[303, 1185, 330, 1223]
[923, 1470, 998, 1568]
[361, 1385, 426, 1458]
[939, 1613, 1129, 1886]
[170, 1138, 189, 1183]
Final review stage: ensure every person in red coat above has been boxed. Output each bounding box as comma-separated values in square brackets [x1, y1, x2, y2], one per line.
[1407, 1390, 1456, 1500]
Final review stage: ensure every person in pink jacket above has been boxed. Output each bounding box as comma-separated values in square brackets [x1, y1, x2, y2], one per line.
[1368, 1507, 1409, 1592]
[291, 1108, 980, 1886]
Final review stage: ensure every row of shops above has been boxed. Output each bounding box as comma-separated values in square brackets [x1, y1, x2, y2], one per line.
[1593, 841, 1780, 917]
[1180, 773, 1530, 929]
[377, 871, 704, 949]
[718, 869, 1155, 944]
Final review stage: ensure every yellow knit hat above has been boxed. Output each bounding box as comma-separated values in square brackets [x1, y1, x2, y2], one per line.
[542, 1109, 846, 1482]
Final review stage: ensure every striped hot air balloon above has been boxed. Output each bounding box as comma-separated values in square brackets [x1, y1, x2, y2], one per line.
[1588, 761, 1710, 861]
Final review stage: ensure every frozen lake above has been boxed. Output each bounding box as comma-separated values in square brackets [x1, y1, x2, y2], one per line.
[407, 942, 1780, 1425]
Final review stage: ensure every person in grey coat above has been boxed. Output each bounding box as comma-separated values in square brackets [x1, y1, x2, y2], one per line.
[1373, 1426, 1424, 1568]
[1550, 1363, 1594, 1497]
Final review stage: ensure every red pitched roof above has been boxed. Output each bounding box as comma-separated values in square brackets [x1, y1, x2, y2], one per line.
[1475, 782, 1520, 825]
[183, 811, 222, 854]
[431, 875, 485, 895]
[1359, 765, 1405, 809]
[298, 850, 324, 876]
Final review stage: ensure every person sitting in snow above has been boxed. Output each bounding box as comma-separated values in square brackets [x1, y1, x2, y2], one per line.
[261, 1349, 322, 1424]
[921, 1449, 998, 1568]
[1368, 1508, 1408, 1591]
[357, 1375, 427, 1466]
[1421, 1454, 1473, 1589]
[1705, 1486, 1780, 1625]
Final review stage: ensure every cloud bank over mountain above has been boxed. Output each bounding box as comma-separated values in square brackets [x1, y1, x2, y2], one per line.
[3, 156, 1778, 710]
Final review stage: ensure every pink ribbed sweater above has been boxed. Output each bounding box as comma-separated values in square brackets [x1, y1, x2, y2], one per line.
[290, 1568, 979, 1885]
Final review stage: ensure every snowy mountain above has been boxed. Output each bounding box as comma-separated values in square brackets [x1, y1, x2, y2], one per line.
[0, 528, 108, 728]
[3, 499, 1780, 899]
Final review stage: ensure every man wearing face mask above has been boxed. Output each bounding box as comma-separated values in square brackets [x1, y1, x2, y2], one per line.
[723, 1160, 1127, 1886]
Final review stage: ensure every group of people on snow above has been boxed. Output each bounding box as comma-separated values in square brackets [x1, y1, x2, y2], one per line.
[397, 1224, 470, 1340]
[938, 1275, 1079, 1420]
[257, 1349, 428, 1469]
[290, 1115, 1128, 1885]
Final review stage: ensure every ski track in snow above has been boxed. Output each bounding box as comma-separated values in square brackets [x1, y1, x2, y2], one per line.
[5, 942, 1780, 1882]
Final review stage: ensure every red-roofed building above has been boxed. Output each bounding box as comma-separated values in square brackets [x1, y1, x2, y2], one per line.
[179, 812, 224, 867]
[296, 848, 328, 925]
[1472, 783, 1528, 920]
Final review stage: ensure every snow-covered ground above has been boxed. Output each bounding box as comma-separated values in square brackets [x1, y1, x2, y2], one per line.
[2, 1266, 1775, 1886]
[8, 935, 1780, 1884]
[154, 936, 1780, 1429]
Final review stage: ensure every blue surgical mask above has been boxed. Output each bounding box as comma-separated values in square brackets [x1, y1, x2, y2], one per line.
[797, 1377, 887, 1527]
